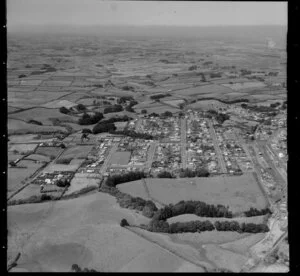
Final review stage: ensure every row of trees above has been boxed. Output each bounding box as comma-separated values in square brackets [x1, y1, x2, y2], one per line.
[103, 104, 123, 114]
[92, 122, 116, 134]
[150, 93, 171, 100]
[71, 264, 98, 273]
[244, 207, 272, 217]
[109, 130, 154, 140]
[157, 171, 175, 178]
[106, 171, 147, 187]
[179, 168, 210, 178]
[153, 200, 233, 221]
[117, 194, 158, 218]
[146, 219, 269, 234]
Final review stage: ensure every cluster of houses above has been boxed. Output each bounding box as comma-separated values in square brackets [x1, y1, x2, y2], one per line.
[215, 127, 251, 174]
[186, 115, 219, 173]
[138, 117, 181, 141]
[118, 138, 151, 166]
[78, 138, 114, 174]
[32, 171, 74, 193]
[152, 143, 181, 173]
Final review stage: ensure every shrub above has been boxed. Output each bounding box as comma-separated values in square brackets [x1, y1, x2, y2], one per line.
[59, 106, 70, 114]
[41, 194, 52, 201]
[157, 171, 174, 178]
[78, 112, 104, 125]
[120, 218, 129, 227]
[92, 122, 116, 134]
[56, 158, 72, 165]
[82, 128, 92, 134]
[77, 104, 86, 111]
[28, 119, 43, 125]
[103, 104, 123, 114]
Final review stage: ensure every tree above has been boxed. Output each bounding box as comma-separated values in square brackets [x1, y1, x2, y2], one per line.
[77, 104, 86, 111]
[71, 264, 81, 272]
[82, 128, 92, 134]
[59, 106, 70, 114]
[162, 111, 173, 117]
[120, 218, 129, 227]
[157, 171, 174, 178]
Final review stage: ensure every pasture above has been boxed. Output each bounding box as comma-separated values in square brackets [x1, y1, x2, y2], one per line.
[118, 173, 267, 213]
[7, 160, 43, 193]
[7, 192, 209, 272]
[8, 119, 67, 135]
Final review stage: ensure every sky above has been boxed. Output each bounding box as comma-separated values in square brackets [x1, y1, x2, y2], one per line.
[7, 0, 287, 27]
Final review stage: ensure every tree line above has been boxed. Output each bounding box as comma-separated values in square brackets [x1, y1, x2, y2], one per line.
[106, 171, 147, 187]
[109, 129, 154, 140]
[144, 219, 269, 234]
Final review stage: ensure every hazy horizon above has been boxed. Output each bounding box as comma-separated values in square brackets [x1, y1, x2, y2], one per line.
[8, 0, 287, 29]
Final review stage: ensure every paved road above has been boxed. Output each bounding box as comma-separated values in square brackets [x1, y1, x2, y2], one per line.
[180, 118, 187, 169]
[207, 120, 227, 173]
[146, 142, 157, 169]
[100, 143, 118, 174]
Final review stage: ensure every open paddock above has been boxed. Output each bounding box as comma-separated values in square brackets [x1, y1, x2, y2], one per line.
[189, 100, 228, 110]
[8, 153, 24, 162]
[8, 160, 44, 193]
[174, 84, 232, 97]
[58, 145, 93, 160]
[35, 147, 62, 159]
[6, 192, 205, 272]
[19, 80, 43, 86]
[42, 100, 77, 109]
[118, 173, 267, 213]
[8, 119, 67, 135]
[8, 91, 72, 107]
[220, 232, 265, 255]
[41, 80, 72, 87]
[44, 161, 83, 173]
[222, 82, 266, 91]
[8, 108, 76, 125]
[25, 154, 52, 163]
[8, 143, 38, 154]
[204, 244, 248, 272]
[162, 99, 185, 108]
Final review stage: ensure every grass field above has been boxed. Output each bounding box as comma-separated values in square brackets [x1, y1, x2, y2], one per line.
[8, 119, 67, 135]
[42, 100, 77, 109]
[222, 82, 266, 91]
[7, 192, 210, 272]
[8, 160, 43, 193]
[174, 84, 232, 97]
[8, 143, 38, 154]
[110, 152, 131, 166]
[8, 107, 76, 125]
[118, 174, 267, 213]
[57, 145, 93, 161]
[35, 147, 62, 159]
[25, 154, 52, 162]
[8, 91, 71, 108]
